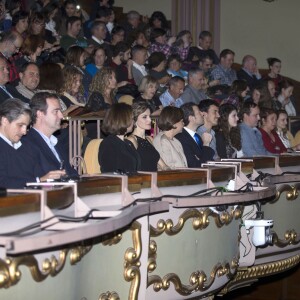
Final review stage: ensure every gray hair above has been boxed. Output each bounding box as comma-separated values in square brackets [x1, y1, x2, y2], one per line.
[0, 98, 31, 124]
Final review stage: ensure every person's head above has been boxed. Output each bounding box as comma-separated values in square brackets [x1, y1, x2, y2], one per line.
[28, 12, 45, 36]
[63, 0, 77, 17]
[242, 55, 257, 74]
[112, 41, 131, 63]
[132, 101, 152, 131]
[181, 102, 204, 129]
[30, 92, 63, 135]
[138, 75, 158, 99]
[278, 80, 294, 99]
[174, 30, 192, 47]
[102, 103, 133, 135]
[0, 30, 23, 57]
[267, 57, 281, 75]
[199, 55, 213, 72]
[188, 68, 206, 90]
[149, 11, 169, 30]
[147, 51, 166, 71]
[230, 80, 249, 98]
[267, 79, 276, 98]
[38, 62, 63, 92]
[260, 107, 277, 132]
[167, 54, 182, 72]
[218, 103, 239, 130]
[251, 87, 261, 104]
[150, 28, 167, 44]
[19, 62, 40, 91]
[95, 7, 111, 23]
[65, 45, 86, 67]
[239, 101, 260, 128]
[276, 110, 288, 132]
[134, 30, 148, 47]
[62, 65, 83, 95]
[198, 31, 212, 50]
[0, 98, 31, 143]
[66, 16, 82, 37]
[131, 45, 147, 65]
[42, 2, 59, 21]
[0, 57, 10, 85]
[168, 76, 185, 99]
[12, 11, 29, 34]
[91, 20, 107, 40]
[157, 106, 184, 134]
[127, 10, 140, 28]
[5, 0, 21, 15]
[20, 34, 44, 57]
[89, 66, 117, 94]
[93, 46, 107, 67]
[198, 99, 220, 128]
[219, 49, 235, 69]
[111, 26, 125, 44]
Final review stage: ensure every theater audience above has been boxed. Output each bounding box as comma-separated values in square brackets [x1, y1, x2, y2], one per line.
[99, 103, 140, 173]
[197, 99, 220, 159]
[239, 102, 270, 157]
[110, 26, 125, 46]
[167, 53, 188, 81]
[266, 79, 282, 110]
[172, 30, 192, 61]
[88, 21, 108, 48]
[259, 107, 286, 154]
[153, 106, 187, 168]
[131, 45, 148, 86]
[176, 102, 214, 166]
[159, 76, 185, 107]
[126, 101, 168, 171]
[85, 46, 107, 77]
[149, 28, 175, 58]
[216, 103, 243, 158]
[265, 57, 283, 92]
[277, 80, 296, 116]
[11, 11, 29, 37]
[223, 80, 248, 110]
[147, 51, 170, 86]
[199, 55, 220, 87]
[147, 11, 171, 39]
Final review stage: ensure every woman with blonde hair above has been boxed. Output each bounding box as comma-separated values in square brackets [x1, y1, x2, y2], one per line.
[86, 67, 118, 111]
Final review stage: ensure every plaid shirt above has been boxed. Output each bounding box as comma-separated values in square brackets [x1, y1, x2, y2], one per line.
[149, 42, 190, 61]
[0, 52, 20, 83]
[211, 64, 237, 86]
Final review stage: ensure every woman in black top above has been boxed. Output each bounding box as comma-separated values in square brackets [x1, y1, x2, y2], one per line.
[99, 103, 140, 173]
[126, 102, 168, 171]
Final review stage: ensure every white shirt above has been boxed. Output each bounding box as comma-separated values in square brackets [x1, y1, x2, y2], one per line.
[132, 61, 148, 76]
[0, 133, 22, 149]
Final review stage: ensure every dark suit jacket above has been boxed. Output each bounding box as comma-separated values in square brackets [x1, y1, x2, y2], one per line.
[22, 128, 78, 178]
[0, 84, 22, 104]
[176, 128, 215, 167]
[237, 69, 261, 90]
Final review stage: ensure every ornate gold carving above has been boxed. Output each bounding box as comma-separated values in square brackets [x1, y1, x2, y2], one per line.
[98, 291, 120, 300]
[102, 234, 122, 246]
[271, 184, 300, 203]
[148, 258, 239, 296]
[219, 254, 300, 295]
[148, 240, 157, 273]
[70, 245, 92, 265]
[124, 221, 142, 300]
[272, 229, 299, 248]
[150, 207, 242, 237]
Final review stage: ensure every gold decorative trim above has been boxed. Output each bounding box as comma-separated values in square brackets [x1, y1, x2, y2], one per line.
[102, 234, 122, 246]
[150, 207, 242, 237]
[98, 291, 120, 300]
[272, 230, 300, 248]
[123, 221, 142, 300]
[148, 258, 239, 296]
[271, 184, 300, 203]
[219, 254, 300, 295]
[70, 245, 92, 265]
[148, 240, 157, 273]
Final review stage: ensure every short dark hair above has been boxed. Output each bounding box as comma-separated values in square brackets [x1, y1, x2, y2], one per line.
[150, 28, 166, 43]
[260, 107, 276, 123]
[199, 30, 212, 40]
[19, 62, 39, 74]
[157, 106, 184, 131]
[180, 102, 196, 126]
[131, 45, 146, 57]
[91, 20, 106, 33]
[112, 41, 130, 57]
[220, 49, 235, 59]
[0, 98, 31, 124]
[239, 101, 258, 120]
[267, 57, 281, 67]
[66, 16, 82, 29]
[30, 92, 59, 124]
[278, 79, 294, 91]
[102, 103, 133, 135]
[169, 75, 185, 87]
[147, 51, 166, 69]
[12, 11, 29, 27]
[198, 99, 219, 113]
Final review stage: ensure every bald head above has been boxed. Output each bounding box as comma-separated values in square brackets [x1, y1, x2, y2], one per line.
[242, 55, 257, 74]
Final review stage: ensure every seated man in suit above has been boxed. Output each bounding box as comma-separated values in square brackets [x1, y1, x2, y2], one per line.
[237, 55, 262, 90]
[22, 92, 78, 179]
[88, 21, 109, 49]
[131, 45, 148, 86]
[176, 102, 214, 167]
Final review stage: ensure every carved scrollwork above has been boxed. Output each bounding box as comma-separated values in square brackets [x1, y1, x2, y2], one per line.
[102, 234, 122, 246]
[70, 245, 92, 265]
[123, 221, 142, 300]
[148, 258, 239, 296]
[98, 291, 120, 300]
[148, 240, 157, 273]
[272, 229, 299, 248]
[271, 183, 300, 203]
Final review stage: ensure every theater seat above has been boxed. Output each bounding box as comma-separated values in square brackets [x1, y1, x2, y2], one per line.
[83, 139, 102, 174]
[118, 95, 134, 105]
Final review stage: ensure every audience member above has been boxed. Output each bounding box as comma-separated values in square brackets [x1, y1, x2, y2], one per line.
[126, 101, 168, 171]
[153, 106, 187, 168]
[277, 80, 296, 116]
[259, 107, 286, 154]
[239, 101, 270, 157]
[99, 103, 141, 173]
[167, 53, 188, 80]
[110, 25, 125, 46]
[149, 28, 175, 58]
[181, 68, 207, 105]
[147, 11, 171, 39]
[211, 49, 237, 86]
[199, 55, 219, 87]
[216, 103, 243, 158]
[176, 102, 214, 166]
[172, 30, 192, 61]
[266, 79, 282, 111]
[265, 57, 283, 93]
[85, 46, 107, 77]
[159, 76, 185, 107]
[147, 51, 170, 86]
[223, 79, 248, 110]
[131, 45, 148, 86]
[88, 21, 108, 48]
[11, 11, 29, 37]
[197, 99, 220, 159]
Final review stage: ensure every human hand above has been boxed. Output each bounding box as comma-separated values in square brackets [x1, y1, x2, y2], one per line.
[167, 36, 176, 46]
[201, 132, 212, 146]
[40, 170, 66, 182]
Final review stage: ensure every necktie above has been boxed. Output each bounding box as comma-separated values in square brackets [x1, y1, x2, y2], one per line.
[194, 133, 202, 148]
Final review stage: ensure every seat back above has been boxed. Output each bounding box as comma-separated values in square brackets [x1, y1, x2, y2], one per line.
[83, 139, 102, 174]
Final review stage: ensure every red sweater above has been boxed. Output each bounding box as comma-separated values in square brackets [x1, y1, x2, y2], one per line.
[259, 128, 287, 154]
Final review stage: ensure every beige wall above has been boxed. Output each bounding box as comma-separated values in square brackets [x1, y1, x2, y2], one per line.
[220, 0, 300, 81]
[114, 0, 172, 20]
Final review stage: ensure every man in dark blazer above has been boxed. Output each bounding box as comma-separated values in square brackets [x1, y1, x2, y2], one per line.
[176, 102, 215, 167]
[237, 55, 262, 90]
[22, 92, 78, 179]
